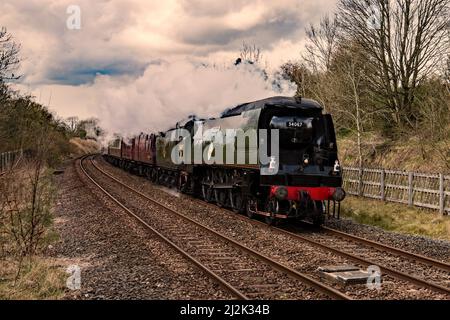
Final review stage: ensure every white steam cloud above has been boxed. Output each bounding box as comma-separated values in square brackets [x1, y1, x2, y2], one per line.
[60, 59, 297, 140]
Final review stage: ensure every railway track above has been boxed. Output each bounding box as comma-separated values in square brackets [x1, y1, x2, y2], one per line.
[203, 197, 450, 296]
[321, 226, 450, 272]
[206, 208, 450, 296]
[276, 225, 450, 295]
[92, 155, 450, 298]
[79, 155, 351, 300]
[150, 168, 450, 295]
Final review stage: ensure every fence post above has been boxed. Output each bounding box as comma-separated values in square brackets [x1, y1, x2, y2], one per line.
[408, 172, 414, 206]
[380, 169, 385, 201]
[439, 174, 445, 215]
[358, 167, 363, 196]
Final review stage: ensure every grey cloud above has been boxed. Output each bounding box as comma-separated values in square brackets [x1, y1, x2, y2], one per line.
[1, 0, 336, 87]
[179, 0, 253, 17]
[178, 9, 302, 46]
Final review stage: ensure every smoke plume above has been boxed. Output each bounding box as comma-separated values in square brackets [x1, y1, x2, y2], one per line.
[84, 59, 297, 140]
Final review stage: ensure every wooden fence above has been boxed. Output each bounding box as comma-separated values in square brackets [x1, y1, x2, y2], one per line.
[2, 151, 448, 214]
[343, 167, 450, 215]
[0, 150, 23, 174]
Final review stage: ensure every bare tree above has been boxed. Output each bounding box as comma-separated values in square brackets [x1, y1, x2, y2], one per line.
[0, 27, 21, 81]
[338, 0, 450, 128]
[78, 117, 104, 139]
[0, 128, 55, 276]
[330, 43, 390, 193]
[332, 45, 369, 168]
[445, 55, 450, 94]
[66, 116, 79, 132]
[413, 75, 450, 168]
[239, 42, 262, 64]
[280, 60, 338, 113]
[289, 15, 341, 112]
[303, 15, 340, 72]
[280, 62, 309, 97]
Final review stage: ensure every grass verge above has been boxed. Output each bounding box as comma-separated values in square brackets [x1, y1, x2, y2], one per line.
[341, 196, 450, 241]
[0, 257, 66, 300]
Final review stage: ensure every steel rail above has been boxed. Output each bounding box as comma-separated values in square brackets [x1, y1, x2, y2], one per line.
[155, 168, 450, 296]
[234, 214, 450, 296]
[237, 215, 450, 296]
[95, 154, 450, 296]
[89, 157, 351, 300]
[321, 226, 450, 272]
[79, 156, 248, 300]
[270, 225, 450, 296]
[109, 162, 450, 295]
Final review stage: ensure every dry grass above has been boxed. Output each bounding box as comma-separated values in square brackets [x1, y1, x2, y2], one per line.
[0, 257, 66, 300]
[69, 137, 100, 157]
[341, 196, 450, 241]
[0, 162, 67, 300]
[338, 129, 450, 173]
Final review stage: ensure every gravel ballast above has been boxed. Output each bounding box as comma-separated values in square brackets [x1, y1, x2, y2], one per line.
[93, 156, 450, 300]
[52, 160, 233, 300]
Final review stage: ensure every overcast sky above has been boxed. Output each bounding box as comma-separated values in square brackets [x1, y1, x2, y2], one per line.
[1, 0, 336, 134]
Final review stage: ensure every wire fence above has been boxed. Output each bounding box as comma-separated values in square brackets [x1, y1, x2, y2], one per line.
[343, 167, 450, 215]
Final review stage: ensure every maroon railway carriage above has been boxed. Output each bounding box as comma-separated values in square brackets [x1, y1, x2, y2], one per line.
[107, 144, 122, 159]
[121, 139, 133, 160]
[106, 134, 157, 178]
[134, 133, 156, 164]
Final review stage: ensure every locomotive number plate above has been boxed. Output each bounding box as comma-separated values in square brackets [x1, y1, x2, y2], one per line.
[287, 121, 303, 128]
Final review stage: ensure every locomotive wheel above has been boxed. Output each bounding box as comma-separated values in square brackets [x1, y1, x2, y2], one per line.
[145, 168, 152, 181]
[179, 175, 189, 193]
[170, 176, 177, 188]
[266, 199, 278, 226]
[230, 190, 245, 214]
[265, 215, 276, 226]
[150, 169, 158, 183]
[214, 189, 227, 207]
[202, 170, 215, 203]
[312, 201, 325, 226]
[202, 184, 214, 203]
[213, 171, 227, 208]
[246, 198, 257, 219]
[157, 174, 163, 185]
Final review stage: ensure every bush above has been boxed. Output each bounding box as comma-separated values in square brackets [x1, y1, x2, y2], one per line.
[0, 160, 55, 260]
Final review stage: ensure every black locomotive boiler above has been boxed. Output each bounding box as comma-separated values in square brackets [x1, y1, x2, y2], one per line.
[105, 96, 345, 225]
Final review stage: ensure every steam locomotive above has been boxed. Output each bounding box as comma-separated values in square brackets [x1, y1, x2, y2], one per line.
[104, 96, 345, 225]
